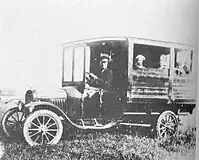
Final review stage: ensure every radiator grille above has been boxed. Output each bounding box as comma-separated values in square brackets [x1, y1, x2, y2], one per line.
[50, 98, 67, 112]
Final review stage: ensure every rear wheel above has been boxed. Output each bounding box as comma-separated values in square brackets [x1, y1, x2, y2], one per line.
[1, 107, 26, 138]
[156, 111, 178, 139]
[23, 110, 63, 146]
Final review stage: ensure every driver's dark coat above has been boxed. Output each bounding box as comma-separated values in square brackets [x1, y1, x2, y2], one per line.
[95, 68, 113, 90]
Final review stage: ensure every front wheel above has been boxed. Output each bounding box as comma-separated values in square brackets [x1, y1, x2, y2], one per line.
[23, 110, 63, 146]
[156, 111, 178, 139]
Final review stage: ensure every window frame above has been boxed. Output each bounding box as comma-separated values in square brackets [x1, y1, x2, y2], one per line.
[62, 44, 89, 86]
[173, 48, 193, 76]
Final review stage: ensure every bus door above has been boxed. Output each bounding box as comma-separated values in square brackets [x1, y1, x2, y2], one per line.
[62, 44, 91, 118]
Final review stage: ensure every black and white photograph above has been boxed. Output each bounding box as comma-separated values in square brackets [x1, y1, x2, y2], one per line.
[0, 0, 198, 159]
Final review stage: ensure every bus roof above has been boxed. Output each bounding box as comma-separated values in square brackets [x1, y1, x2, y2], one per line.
[62, 36, 197, 50]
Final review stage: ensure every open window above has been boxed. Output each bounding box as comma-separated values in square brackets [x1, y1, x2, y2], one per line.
[88, 40, 128, 91]
[133, 44, 170, 72]
[174, 49, 193, 76]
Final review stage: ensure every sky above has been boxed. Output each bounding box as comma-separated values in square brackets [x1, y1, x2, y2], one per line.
[0, 0, 198, 94]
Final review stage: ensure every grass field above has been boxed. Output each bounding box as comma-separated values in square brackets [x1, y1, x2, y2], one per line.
[0, 101, 196, 160]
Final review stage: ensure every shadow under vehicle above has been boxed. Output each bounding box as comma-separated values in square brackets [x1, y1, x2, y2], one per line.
[1, 37, 197, 146]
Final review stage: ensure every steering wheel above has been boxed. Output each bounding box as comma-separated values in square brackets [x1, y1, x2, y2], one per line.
[85, 72, 97, 85]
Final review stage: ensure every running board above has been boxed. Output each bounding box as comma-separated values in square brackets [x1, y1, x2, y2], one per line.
[123, 112, 160, 115]
[119, 122, 151, 127]
[70, 118, 117, 130]
[73, 121, 117, 130]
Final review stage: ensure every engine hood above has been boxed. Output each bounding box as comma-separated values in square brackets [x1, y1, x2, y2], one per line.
[34, 88, 67, 100]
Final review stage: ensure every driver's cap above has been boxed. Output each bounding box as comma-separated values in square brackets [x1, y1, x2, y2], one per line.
[100, 53, 110, 62]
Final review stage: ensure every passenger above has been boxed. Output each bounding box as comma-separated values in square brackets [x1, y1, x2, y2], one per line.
[175, 61, 190, 75]
[134, 54, 146, 69]
[159, 54, 169, 69]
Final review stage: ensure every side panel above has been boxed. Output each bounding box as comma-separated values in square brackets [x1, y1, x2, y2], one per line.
[128, 69, 170, 101]
[172, 76, 197, 103]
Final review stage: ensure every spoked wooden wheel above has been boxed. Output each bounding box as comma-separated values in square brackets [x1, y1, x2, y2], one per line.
[23, 110, 63, 146]
[1, 107, 26, 138]
[156, 111, 178, 139]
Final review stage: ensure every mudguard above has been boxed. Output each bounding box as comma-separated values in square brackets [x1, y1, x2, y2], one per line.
[24, 101, 69, 122]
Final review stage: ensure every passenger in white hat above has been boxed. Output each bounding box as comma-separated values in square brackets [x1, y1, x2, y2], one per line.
[135, 54, 146, 69]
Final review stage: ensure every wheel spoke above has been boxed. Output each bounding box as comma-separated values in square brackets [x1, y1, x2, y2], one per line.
[166, 125, 175, 131]
[171, 118, 176, 124]
[160, 129, 166, 137]
[28, 128, 40, 131]
[160, 123, 166, 127]
[172, 117, 177, 124]
[160, 127, 166, 133]
[41, 134, 44, 144]
[20, 112, 25, 121]
[161, 118, 166, 124]
[169, 122, 176, 127]
[30, 131, 40, 137]
[11, 115, 17, 122]
[44, 133, 50, 142]
[47, 122, 56, 128]
[34, 135, 40, 143]
[16, 112, 20, 121]
[46, 131, 55, 138]
[160, 125, 166, 130]
[36, 117, 42, 126]
[7, 119, 15, 124]
[168, 115, 171, 122]
[47, 129, 58, 132]
[31, 121, 40, 128]
[165, 114, 169, 122]
[45, 117, 52, 127]
[43, 116, 45, 125]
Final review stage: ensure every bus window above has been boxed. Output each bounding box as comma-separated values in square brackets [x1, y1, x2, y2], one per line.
[74, 47, 84, 81]
[63, 46, 85, 82]
[174, 49, 193, 76]
[133, 44, 170, 70]
[85, 46, 91, 73]
[64, 47, 73, 81]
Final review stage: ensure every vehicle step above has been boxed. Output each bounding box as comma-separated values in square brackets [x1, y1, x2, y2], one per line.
[119, 122, 151, 127]
[75, 118, 107, 126]
[123, 112, 160, 115]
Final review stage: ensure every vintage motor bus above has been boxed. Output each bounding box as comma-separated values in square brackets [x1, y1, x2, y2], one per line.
[1, 37, 197, 146]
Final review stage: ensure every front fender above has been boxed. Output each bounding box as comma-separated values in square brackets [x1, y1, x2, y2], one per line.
[23, 101, 85, 130]
[24, 101, 69, 121]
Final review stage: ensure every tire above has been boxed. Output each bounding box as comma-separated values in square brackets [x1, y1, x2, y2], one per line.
[1, 107, 26, 138]
[156, 111, 178, 139]
[23, 109, 63, 146]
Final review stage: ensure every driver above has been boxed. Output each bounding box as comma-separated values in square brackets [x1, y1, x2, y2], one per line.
[87, 53, 113, 91]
